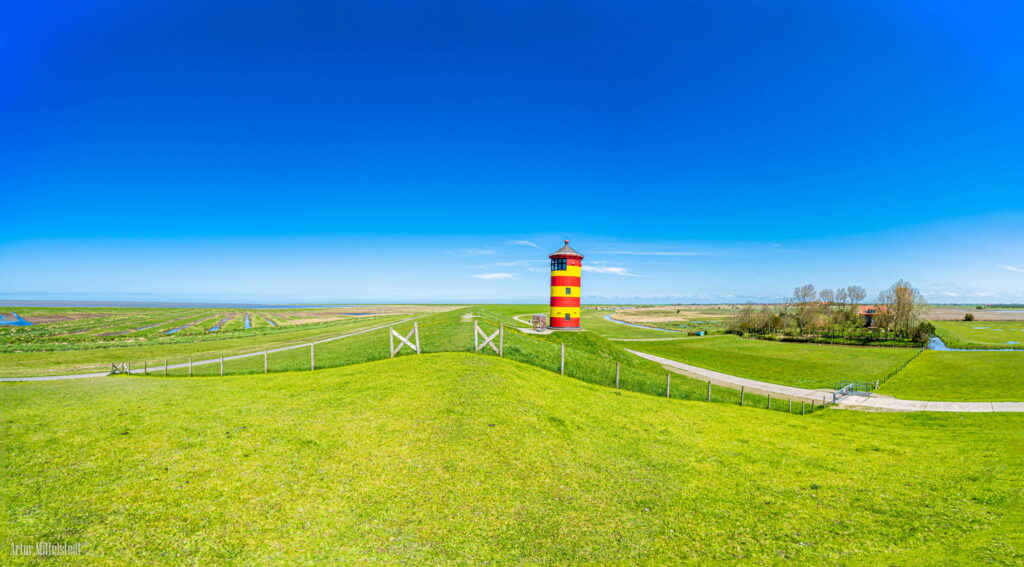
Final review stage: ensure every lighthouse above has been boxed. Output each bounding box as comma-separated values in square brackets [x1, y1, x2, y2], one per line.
[548, 240, 583, 329]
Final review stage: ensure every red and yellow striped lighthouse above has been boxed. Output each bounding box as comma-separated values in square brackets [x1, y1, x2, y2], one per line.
[548, 240, 583, 329]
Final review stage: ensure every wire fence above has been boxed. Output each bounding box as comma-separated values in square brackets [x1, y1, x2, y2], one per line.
[115, 314, 829, 415]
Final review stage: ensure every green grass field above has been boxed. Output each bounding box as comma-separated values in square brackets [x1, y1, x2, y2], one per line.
[478, 304, 695, 339]
[0, 314, 412, 378]
[630, 335, 920, 390]
[3, 353, 1021, 564]
[934, 321, 1024, 350]
[879, 351, 1024, 401]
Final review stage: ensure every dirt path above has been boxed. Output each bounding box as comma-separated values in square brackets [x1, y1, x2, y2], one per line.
[628, 350, 1024, 413]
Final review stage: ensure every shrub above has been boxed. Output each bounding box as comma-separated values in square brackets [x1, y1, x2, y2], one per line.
[964, 313, 975, 321]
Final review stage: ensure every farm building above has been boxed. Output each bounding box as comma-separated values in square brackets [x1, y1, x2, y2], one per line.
[858, 305, 885, 327]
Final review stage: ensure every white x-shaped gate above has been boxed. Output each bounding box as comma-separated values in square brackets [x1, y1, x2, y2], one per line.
[474, 321, 504, 356]
[390, 323, 421, 357]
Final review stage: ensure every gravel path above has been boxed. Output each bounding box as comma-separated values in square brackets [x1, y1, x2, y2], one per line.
[628, 350, 1024, 413]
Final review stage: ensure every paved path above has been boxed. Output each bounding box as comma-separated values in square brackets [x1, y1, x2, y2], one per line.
[628, 350, 1024, 413]
[0, 317, 421, 383]
[610, 337, 711, 342]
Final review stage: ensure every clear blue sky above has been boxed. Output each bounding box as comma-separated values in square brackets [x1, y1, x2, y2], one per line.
[3, 1, 1022, 303]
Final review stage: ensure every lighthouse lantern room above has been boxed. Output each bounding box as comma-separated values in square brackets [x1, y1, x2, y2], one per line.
[548, 240, 583, 329]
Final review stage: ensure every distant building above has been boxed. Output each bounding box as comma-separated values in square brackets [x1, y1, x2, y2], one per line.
[858, 305, 885, 327]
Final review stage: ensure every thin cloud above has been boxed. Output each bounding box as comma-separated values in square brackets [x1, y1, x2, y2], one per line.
[466, 259, 544, 269]
[582, 265, 637, 276]
[999, 265, 1024, 274]
[593, 250, 708, 256]
[473, 273, 515, 280]
[456, 248, 495, 257]
[508, 240, 540, 248]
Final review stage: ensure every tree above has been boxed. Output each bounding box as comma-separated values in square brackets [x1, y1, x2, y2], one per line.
[792, 284, 817, 333]
[876, 280, 928, 339]
[964, 312, 975, 321]
[847, 285, 866, 304]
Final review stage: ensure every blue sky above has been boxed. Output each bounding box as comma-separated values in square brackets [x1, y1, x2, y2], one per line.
[2, 1, 1022, 303]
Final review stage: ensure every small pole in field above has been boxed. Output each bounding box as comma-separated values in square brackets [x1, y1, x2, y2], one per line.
[707, 380, 712, 402]
[389, 331, 395, 358]
[220, 356, 224, 376]
[767, 393, 771, 410]
[264, 351, 268, 374]
[823, 395, 827, 407]
[499, 324, 504, 357]
[615, 363, 620, 389]
[164, 360, 167, 377]
[189, 357, 193, 377]
[788, 399, 792, 413]
[666, 372, 671, 398]
[127, 361, 131, 375]
[474, 322, 479, 351]
[801, 401, 805, 415]
[560, 343, 565, 375]
[740, 386, 744, 406]
[310, 343, 315, 370]
[413, 323, 420, 354]
[144, 361, 147, 375]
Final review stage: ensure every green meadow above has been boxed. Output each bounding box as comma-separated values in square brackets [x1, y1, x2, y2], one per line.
[629, 335, 919, 390]
[878, 350, 1024, 401]
[479, 304, 693, 339]
[3, 353, 1021, 565]
[934, 321, 1024, 350]
[0, 314, 411, 378]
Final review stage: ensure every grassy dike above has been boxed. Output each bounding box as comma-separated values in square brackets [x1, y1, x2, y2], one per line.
[0, 315, 410, 378]
[1, 353, 1021, 564]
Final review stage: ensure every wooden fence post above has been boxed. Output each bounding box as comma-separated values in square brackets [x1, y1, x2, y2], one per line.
[414, 323, 420, 354]
[144, 361, 147, 375]
[707, 380, 712, 402]
[499, 324, 504, 357]
[264, 351, 268, 374]
[310, 343, 315, 370]
[666, 372, 671, 398]
[127, 362, 131, 375]
[560, 344, 565, 375]
[474, 322, 479, 351]
[164, 360, 167, 377]
[615, 363, 620, 389]
[740, 386, 744, 406]
[767, 393, 771, 410]
[189, 357, 192, 377]
[389, 331, 395, 358]
[788, 399, 792, 413]
[220, 356, 224, 376]
[801, 402, 805, 415]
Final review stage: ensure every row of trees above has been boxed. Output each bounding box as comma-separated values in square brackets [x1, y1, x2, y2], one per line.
[730, 280, 933, 343]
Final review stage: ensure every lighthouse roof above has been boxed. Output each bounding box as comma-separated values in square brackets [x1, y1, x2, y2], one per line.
[549, 240, 583, 259]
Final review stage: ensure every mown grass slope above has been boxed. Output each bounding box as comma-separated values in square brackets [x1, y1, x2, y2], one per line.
[2, 353, 1021, 565]
[631, 335, 919, 389]
[879, 350, 1024, 401]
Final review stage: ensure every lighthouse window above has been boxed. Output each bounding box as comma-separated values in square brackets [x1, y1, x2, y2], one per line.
[565, 314, 571, 321]
[565, 287, 571, 295]
[551, 258, 567, 271]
